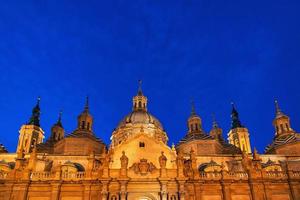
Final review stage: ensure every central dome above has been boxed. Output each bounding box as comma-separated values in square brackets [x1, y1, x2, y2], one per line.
[117, 110, 163, 130]
[110, 82, 168, 148]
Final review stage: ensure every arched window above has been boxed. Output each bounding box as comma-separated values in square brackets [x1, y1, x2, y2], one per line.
[195, 123, 198, 131]
[285, 123, 289, 131]
[24, 139, 28, 148]
[139, 142, 145, 148]
[87, 122, 90, 130]
[138, 101, 142, 108]
[31, 138, 36, 147]
[110, 195, 117, 200]
[81, 121, 85, 129]
[170, 195, 177, 200]
[280, 124, 284, 133]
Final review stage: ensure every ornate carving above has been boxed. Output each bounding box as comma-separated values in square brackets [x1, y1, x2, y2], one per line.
[130, 159, 156, 175]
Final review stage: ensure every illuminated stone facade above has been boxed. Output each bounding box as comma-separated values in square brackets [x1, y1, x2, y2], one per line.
[0, 85, 300, 200]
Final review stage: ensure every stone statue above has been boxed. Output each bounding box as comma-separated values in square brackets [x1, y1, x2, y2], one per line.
[177, 152, 184, 169]
[159, 151, 167, 169]
[120, 151, 129, 169]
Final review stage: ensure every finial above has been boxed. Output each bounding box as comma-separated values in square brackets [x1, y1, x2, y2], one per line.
[231, 101, 236, 110]
[84, 96, 89, 111]
[254, 147, 258, 154]
[58, 110, 62, 121]
[191, 99, 196, 115]
[138, 80, 143, 95]
[37, 96, 41, 106]
[171, 143, 175, 151]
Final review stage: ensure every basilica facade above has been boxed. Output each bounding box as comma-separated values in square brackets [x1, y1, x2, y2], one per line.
[0, 84, 300, 200]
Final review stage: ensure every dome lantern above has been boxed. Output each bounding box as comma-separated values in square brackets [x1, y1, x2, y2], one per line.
[132, 80, 148, 112]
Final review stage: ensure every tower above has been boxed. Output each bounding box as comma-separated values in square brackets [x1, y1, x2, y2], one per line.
[16, 97, 45, 154]
[50, 111, 64, 142]
[227, 103, 252, 153]
[187, 101, 203, 135]
[77, 96, 93, 133]
[273, 100, 294, 136]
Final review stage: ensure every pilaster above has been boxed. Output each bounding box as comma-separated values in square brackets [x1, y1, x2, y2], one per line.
[50, 182, 61, 200]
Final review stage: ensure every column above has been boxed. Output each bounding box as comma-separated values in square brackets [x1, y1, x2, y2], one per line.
[119, 180, 128, 200]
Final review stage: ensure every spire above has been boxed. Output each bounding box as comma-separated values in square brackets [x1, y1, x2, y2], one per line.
[28, 97, 41, 127]
[191, 99, 196, 116]
[137, 80, 143, 96]
[230, 102, 243, 129]
[274, 100, 285, 118]
[84, 96, 89, 112]
[55, 110, 63, 128]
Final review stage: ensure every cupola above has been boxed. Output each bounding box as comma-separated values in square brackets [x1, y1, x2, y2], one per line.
[132, 80, 148, 112]
[187, 101, 202, 134]
[273, 100, 294, 136]
[77, 96, 93, 132]
[50, 111, 64, 142]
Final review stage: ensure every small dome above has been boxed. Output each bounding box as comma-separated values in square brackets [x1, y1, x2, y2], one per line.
[117, 110, 163, 130]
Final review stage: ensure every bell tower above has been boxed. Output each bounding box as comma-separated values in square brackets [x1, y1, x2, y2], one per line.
[227, 103, 252, 153]
[16, 97, 45, 154]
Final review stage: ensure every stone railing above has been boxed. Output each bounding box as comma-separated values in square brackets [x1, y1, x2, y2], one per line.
[199, 171, 248, 181]
[61, 171, 86, 180]
[224, 171, 248, 180]
[262, 171, 287, 180]
[199, 172, 221, 180]
[198, 170, 292, 181]
[290, 171, 300, 178]
[30, 171, 52, 181]
[29, 171, 86, 181]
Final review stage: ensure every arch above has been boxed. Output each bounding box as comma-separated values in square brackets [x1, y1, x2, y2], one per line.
[110, 195, 118, 200]
[127, 193, 157, 200]
[73, 163, 85, 171]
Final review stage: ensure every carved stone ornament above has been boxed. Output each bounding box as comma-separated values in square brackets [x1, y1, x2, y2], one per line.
[130, 159, 156, 175]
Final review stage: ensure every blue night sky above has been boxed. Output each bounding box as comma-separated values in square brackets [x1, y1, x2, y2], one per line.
[0, 1, 300, 153]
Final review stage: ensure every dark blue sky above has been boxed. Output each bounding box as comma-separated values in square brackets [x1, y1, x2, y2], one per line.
[0, 1, 300, 153]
